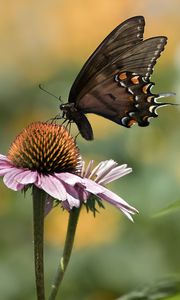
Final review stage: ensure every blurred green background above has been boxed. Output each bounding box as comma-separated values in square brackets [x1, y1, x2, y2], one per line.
[0, 0, 180, 299]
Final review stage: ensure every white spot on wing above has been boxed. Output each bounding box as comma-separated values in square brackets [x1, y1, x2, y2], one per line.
[121, 117, 129, 126]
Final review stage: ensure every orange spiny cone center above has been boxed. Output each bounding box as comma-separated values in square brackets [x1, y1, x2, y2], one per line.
[7, 122, 82, 175]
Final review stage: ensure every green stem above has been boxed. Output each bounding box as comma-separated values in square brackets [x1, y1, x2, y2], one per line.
[32, 186, 46, 300]
[48, 206, 81, 300]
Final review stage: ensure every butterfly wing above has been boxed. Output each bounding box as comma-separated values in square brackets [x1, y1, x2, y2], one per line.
[64, 16, 172, 140]
[68, 16, 145, 102]
[73, 37, 168, 127]
[67, 15, 170, 129]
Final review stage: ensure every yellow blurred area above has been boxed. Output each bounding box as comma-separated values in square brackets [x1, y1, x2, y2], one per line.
[0, 0, 179, 86]
[45, 204, 121, 248]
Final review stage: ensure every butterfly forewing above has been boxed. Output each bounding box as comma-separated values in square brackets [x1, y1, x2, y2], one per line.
[75, 36, 167, 104]
[68, 16, 145, 102]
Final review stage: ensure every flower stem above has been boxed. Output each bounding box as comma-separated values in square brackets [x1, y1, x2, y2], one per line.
[48, 207, 81, 300]
[32, 186, 46, 300]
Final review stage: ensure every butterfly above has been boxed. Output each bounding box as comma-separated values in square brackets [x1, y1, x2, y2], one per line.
[59, 16, 174, 140]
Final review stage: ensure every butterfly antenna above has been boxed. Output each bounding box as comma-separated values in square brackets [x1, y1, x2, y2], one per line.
[39, 84, 62, 102]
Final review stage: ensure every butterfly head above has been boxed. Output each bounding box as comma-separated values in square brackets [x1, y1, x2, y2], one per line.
[60, 103, 94, 140]
[59, 102, 75, 120]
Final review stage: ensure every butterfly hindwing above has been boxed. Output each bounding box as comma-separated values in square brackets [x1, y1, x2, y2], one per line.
[73, 71, 165, 128]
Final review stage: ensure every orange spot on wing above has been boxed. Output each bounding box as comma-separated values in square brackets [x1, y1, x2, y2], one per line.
[119, 72, 127, 80]
[131, 75, 139, 84]
[142, 84, 149, 94]
[129, 95, 134, 102]
[128, 119, 137, 127]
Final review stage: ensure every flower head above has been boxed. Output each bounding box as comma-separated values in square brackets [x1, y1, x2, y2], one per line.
[0, 122, 82, 200]
[7, 122, 81, 174]
[0, 122, 138, 221]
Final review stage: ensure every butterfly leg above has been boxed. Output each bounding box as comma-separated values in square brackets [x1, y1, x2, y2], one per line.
[74, 132, 80, 142]
[64, 120, 73, 133]
[49, 114, 61, 124]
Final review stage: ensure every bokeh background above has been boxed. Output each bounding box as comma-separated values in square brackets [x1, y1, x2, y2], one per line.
[0, 0, 180, 299]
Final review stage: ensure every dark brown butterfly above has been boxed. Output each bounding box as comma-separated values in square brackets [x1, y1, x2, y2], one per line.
[59, 16, 174, 140]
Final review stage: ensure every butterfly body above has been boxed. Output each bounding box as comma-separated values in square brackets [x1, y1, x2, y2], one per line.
[60, 102, 93, 140]
[59, 16, 174, 140]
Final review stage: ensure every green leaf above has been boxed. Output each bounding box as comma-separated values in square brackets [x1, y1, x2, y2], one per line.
[85, 194, 105, 217]
[152, 200, 180, 218]
[117, 278, 180, 300]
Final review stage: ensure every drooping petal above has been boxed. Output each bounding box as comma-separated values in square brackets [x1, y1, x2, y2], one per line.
[3, 169, 26, 190]
[98, 188, 138, 213]
[36, 174, 67, 201]
[61, 182, 82, 208]
[120, 208, 135, 222]
[82, 178, 105, 194]
[44, 195, 54, 216]
[16, 170, 38, 184]
[0, 167, 15, 176]
[97, 187, 138, 221]
[0, 155, 14, 175]
[66, 191, 81, 209]
[61, 200, 71, 211]
[55, 172, 84, 186]
[78, 188, 89, 203]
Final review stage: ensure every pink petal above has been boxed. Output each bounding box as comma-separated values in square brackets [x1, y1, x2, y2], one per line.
[94, 160, 118, 182]
[83, 160, 94, 178]
[0, 167, 15, 176]
[88, 161, 107, 179]
[36, 174, 67, 201]
[79, 189, 89, 203]
[16, 170, 38, 184]
[61, 200, 71, 211]
[82, 178, 105, 194]
[55, 172, 83, 186]
[66, 192, 80, 209]
[120, 208, 135, 222]
[80, 161, 85, 177]
[0, 154, 10, 162]
[44, 195, 54, 216]
[0, 156, 14, 170]
[62, 184, 81, 208]
[98, 165, 132, 185]
[3, 169, 26, 190]
[98, 188, 138, 213]
[97, 188, 138, 221]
